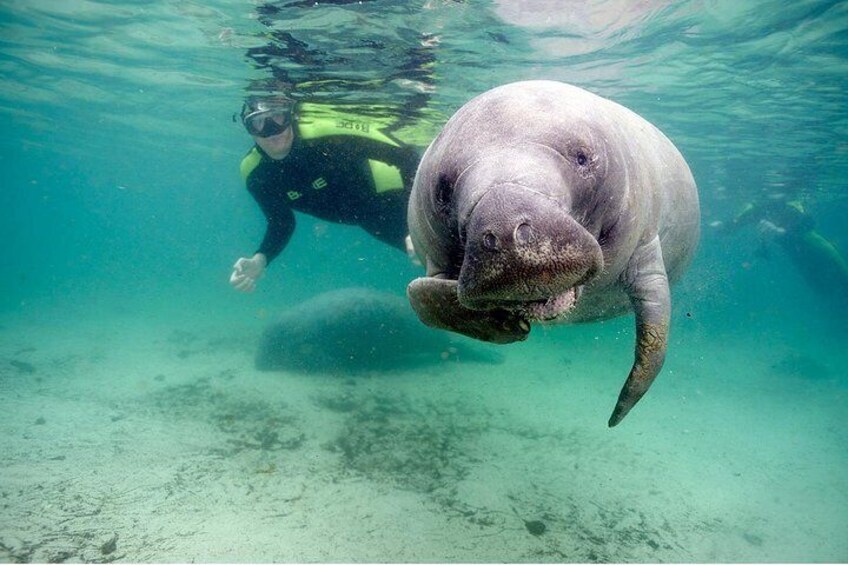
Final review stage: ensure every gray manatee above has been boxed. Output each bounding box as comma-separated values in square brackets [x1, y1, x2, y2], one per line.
[256, 287, 502, 373]
[407, 80, 700, 426]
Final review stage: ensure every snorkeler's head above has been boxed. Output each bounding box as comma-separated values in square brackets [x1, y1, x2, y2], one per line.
[240, 96, 296, 138]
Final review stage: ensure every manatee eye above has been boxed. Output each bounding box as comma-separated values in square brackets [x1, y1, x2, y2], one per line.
[576, 152, 588, 166]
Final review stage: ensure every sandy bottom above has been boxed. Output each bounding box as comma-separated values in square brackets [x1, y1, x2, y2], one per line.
[0, 299, 846, 563]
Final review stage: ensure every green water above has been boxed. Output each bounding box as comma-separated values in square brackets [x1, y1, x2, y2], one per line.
[0, 1, 846, 562]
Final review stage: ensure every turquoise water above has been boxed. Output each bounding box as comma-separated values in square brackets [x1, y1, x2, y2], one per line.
[1, 1, 846, 562]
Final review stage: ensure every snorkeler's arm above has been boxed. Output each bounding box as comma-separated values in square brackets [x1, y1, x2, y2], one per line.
[247, 177, 297, 265]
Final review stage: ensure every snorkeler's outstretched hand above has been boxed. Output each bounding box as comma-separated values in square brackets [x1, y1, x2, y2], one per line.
[229, 253, 267, 292]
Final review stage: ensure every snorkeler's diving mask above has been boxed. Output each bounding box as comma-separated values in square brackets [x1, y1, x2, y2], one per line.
[241, 97, 295, 138]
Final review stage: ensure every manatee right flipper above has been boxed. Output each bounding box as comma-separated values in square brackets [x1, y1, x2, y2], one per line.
[407, 277, 530, 344]
[609, 237, 671, 427]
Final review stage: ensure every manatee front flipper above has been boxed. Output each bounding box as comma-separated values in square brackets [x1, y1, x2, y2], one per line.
[609, 237, 671, 427]
[407, 277, 530, 344]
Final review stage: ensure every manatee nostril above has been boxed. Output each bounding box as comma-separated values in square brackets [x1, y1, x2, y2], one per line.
[483, 232, 499, 250]
[515, 222, 533, 245]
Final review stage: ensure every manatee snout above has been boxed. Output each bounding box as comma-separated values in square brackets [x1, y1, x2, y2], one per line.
[457, 188, 603, 315]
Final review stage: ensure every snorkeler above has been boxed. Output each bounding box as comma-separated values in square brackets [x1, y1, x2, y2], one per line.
[228, 95, 421, 293]
[721, 195, 848, 309]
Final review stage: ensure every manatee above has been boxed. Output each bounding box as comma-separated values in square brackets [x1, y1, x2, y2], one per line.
[407, 80, 700, 426]
[256, 287, 502, 373]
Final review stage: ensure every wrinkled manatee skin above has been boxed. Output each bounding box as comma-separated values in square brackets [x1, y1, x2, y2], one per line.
[406, 80, 700, 426]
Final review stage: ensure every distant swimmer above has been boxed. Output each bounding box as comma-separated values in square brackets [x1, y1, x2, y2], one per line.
[719, 194, 848, 312]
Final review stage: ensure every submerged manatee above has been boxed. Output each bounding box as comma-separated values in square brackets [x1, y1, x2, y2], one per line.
[256, 287, 502, 373]
[407, 80, 700, 426]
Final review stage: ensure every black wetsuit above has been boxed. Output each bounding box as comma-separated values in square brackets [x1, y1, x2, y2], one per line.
[241, 131, 420, 265]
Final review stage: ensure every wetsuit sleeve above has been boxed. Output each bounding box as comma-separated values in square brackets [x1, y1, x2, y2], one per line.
[247, 175, 296, 265]
[355, 140, 422, 251]
[368, 142, 422, 184]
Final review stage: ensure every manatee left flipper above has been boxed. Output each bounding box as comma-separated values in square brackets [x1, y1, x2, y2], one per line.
[609, 236, 671, 427]
[407, 277, 530, 344]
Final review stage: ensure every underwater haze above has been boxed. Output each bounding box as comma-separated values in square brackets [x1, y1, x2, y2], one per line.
[1, 0, 847, 562]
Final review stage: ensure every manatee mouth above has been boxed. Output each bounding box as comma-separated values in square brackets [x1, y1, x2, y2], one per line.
[465, 285, 581, 322]
[518, 285, 581, 321]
